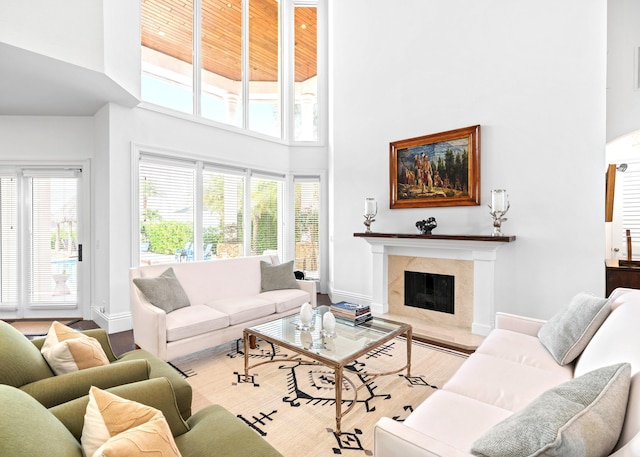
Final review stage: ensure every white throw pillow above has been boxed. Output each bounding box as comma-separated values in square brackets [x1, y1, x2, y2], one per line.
[470, 363, 631, 457]
[82, 386, 181, 457]
[41, 321, 109, 375]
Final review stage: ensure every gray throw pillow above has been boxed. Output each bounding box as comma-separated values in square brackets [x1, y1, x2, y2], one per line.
[260, 260, 301, 292]
[471, 363, 631, 457]
[538, 293, 611, 365]
[133, 267, 191, 313]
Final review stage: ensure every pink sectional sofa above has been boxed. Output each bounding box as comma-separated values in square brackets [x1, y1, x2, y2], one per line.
[374, 287, 640, 457]
[130, 255, 316, 361]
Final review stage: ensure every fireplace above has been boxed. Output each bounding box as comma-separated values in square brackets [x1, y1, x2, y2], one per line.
[404, 271, 455, 314]
[355, 233, 515, 336]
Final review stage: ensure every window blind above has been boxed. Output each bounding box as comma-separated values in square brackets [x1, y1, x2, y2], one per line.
[294, 178, 319, 279]
[0, 176, 17, 305]
[250, 176, 283, 259]
[139, 157, 196, 265]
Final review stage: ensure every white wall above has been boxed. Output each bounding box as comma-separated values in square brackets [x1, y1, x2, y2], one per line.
[329, 0, 607, 320]
[0, 0, 103, 72]
[607, 0, 640, 143]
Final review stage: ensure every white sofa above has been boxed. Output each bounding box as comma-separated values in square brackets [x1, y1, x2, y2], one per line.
[130, 255, 316, 361]
[374, 287, 640, 457]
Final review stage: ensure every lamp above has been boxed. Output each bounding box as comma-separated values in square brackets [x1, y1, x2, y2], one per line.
[363, 198, 377, 233]
[488, 189, 510, 236]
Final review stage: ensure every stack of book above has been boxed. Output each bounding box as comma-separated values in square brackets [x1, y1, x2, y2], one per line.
[330, 301, 372, 325]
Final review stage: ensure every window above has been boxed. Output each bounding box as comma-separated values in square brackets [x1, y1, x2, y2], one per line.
[294, 178, 319, 279]
[141, 0, 320, 142]
[137, 154, 289, 265]
[250, 175, 283, 259]
[203, 167, 244, 258]
[139, 158, 195, 265]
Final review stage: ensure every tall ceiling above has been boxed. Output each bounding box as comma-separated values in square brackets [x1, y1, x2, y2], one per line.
[141, 0, 318, 83]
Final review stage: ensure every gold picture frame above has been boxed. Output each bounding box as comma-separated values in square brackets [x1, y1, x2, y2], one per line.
[390, 125, 481, 208]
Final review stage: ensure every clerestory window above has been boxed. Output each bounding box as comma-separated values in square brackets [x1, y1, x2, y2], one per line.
[141, 0, 319, 142]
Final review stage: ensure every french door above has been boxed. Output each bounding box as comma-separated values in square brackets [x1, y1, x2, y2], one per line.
[0, 167, 85, 319]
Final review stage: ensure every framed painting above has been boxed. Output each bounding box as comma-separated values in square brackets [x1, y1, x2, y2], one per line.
[390, 125, 481, 208]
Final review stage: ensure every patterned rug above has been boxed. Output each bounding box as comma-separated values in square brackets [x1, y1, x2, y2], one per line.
[171, 337, 467, 457]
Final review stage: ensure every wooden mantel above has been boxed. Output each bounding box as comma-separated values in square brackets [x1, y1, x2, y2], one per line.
[354, 233, 516, 242]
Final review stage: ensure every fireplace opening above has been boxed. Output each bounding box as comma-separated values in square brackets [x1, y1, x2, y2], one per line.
[404, 271, 454, 314]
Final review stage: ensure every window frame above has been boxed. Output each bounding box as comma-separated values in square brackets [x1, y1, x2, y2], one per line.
[140, 0, 325, 145]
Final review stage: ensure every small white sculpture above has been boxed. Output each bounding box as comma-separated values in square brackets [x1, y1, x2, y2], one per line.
[322, 311, 336, 335]
[300, 303, 313, 329]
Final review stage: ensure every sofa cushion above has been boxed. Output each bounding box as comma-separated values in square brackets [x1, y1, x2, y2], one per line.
[207, 296, 275, 326]
[403, 390, 513, 452]
[0, 320, 54, 387]
[470, 363, 631, 457]
[82, 386, 180, 457]
[133, 267, 191, 313]
[0, 384, 83, 457]
[41, 321, 110, 375]
[538, 292, 610, 365]
[165, 304, 230, 342]
[475, 329, 574, 374]
[260, 260, 300, 292]
[259, 288, 310, 313]
[443, 353, 573, 412]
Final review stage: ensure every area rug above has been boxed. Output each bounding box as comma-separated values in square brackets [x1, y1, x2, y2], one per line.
[171, 337, 467, 456]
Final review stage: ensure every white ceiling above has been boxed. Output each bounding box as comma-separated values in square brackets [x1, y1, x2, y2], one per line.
[0, 43, 139, 116]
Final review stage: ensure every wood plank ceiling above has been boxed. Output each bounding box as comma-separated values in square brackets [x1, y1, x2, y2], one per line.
[141, 0, 317, 83]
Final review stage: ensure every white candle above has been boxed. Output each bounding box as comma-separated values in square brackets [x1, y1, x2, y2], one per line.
[364, 198, 376, 216]
[491, 190, 507, 212]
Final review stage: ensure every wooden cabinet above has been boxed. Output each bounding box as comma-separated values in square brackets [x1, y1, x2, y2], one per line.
[605, 259, 640, 296]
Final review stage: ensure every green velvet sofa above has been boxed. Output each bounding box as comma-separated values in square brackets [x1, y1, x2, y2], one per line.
[0, 319, 192, 418]
[0, 378, 283, 457]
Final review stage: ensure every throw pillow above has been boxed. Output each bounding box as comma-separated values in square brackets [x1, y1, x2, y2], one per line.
[132, 267, 191, 313]
[82, 386, 181, 457]
[538, 292, 611, 365]
[41, 321, 110, 375]
[470, 362, 631, 457]
[260, 260, 301, 292]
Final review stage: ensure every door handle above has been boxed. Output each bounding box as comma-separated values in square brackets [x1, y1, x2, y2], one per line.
[78, 244, 82, 262]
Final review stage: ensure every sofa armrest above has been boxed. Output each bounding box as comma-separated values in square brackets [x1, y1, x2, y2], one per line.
[374, 418, 472, 457]
[297, 279, 317, 307]
[494, 312, 546, 336]
[130, 268, 169, 360]
[49, 377, 190, 441]
[30, 328, 118, 362]
[20, 359, 150, 408]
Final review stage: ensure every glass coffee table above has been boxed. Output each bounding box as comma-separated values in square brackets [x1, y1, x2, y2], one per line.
[243, 310, 412, 434]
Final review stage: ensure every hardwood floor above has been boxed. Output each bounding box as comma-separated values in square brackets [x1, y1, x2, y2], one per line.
[11, 293, 480, 357]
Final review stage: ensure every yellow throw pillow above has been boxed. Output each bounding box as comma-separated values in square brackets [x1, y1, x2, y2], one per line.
[82, 386, 181, 457]
[41, 321, 109, 375]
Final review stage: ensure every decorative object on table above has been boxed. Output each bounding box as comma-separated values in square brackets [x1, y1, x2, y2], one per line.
[416, 217, 437, 235]
[363, 197, 377, 233]
[390, 125, 481, 209]
[322, 311, 336, 337]
[330, 301, 372, 326]
[300, 330, 313, 350]
[488, 189, 510, 236]
[298, 303, 313, 330]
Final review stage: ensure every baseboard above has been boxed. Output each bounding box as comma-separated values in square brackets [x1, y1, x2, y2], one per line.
[91, 307, 132, 334]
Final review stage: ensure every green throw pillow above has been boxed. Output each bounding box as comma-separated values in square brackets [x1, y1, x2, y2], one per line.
[538, 293, 611, 365]
[260, 260, 301, 292]
[133, 267, 191, 313]
[470, 363, 631, 457]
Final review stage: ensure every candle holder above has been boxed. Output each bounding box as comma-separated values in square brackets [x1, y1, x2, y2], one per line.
[488, 189, 510, 236]
[363, 197, 377, 233]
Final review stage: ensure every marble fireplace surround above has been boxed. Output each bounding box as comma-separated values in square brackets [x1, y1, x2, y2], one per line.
[355, 233, 515, 336]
